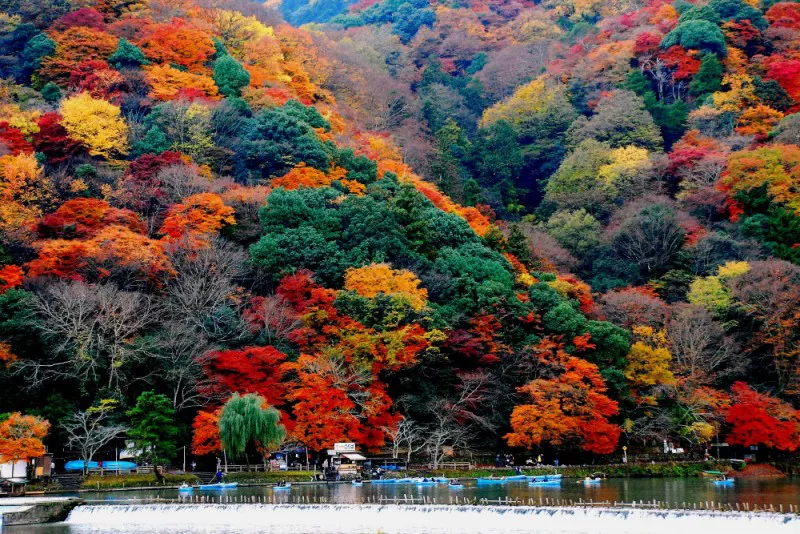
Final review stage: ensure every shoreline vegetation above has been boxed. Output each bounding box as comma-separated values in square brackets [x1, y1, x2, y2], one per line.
[26, 461, 794, 494]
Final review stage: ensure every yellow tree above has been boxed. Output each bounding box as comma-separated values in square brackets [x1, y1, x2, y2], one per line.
[344, 263, 428, 311]
[60, 93, 128, 159]
[624, 326, 676, 405]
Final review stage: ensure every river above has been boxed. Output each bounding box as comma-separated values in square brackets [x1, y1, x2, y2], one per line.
[2, 477, 798, 533]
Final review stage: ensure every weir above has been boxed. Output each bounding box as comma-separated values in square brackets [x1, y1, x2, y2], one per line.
[63, 503, 800, 533]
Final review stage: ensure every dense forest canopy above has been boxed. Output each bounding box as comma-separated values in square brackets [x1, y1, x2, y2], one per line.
[0, 0, 799, 467]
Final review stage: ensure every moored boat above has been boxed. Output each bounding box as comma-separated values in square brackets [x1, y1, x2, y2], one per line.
[198, 482, 239, 490]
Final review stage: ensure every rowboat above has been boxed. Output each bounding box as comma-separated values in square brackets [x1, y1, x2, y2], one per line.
[352, 480, 363, 486]
[433, 477, 449, 483]
[506, 475, 528, 481]
[198, 482, 239, 490]
[476, 477, 507, 485]
[529, 478, 561, 487]
[272, 483, 291, 490]
[527, 473, 562, 482]
[178, 485, 194, 492]
[394, 478, 416, 484]
[448, 484, 464, 489]
[582, 478, 602, 485]
[416, 480, 437, 486]
[370, 479, 396, 484]
[711, 474, 734, 486]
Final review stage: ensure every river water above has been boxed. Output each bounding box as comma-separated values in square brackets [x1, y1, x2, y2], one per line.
[2, 477, 798, 534]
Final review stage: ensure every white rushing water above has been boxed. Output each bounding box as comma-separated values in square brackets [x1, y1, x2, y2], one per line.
[63, 503, 800, 534]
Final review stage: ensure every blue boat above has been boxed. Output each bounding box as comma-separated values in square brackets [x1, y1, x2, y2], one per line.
[198, 482, 239, 490]
[352, 480, 363, 486]
[529, 475, 561, 483]
[272, 484, 291, 491]
[582, 478, 602, 485]
[178, 484, 194, 492]
[506, 475, 528, 482]
[101, 461, 137, 471]
[64, 460, 99, 471]
[370, 479, 396, 484]
[394, 478, 416, 484]
[433, 477, 449, 483]
[416, 479, 437, 486]
[712, 477, 734, 486]
[448, 484, 464, 489]
[529, 479, 561, 487]
[476, 477, 507, 485]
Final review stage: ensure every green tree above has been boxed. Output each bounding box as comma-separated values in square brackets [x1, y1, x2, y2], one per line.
[213, 54, 251, 98]
[219, 393, 285, 465]
[108, 38, 149, 69]
[545, 209, 602, 258]
[127, 391, 179, 480]
[567, 90, 663, 151]
[661, 20, 727, 57]
[40, 82, 61, 103]
[689, 54, 723, 97]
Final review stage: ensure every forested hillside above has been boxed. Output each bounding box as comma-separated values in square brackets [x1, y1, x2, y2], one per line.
[0, 0, 797, 466]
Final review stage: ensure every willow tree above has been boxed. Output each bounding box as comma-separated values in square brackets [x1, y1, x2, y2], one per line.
[219, 393, 285, 468]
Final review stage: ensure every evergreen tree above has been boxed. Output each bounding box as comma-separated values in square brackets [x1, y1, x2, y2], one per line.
[213, 55, 250, 98]
[127, 391, 179, 479]
[108, 38, 149, 69]
[689, 54, 723, 97]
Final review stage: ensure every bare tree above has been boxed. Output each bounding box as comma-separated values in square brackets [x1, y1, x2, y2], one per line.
[152, 322, 218, 410]
[251, 295, 301, 347]
[24, 282, 156, 392]
[164, 238, 251, 344]
[62, 402, 128, 475]
[383, 417, 425, 462]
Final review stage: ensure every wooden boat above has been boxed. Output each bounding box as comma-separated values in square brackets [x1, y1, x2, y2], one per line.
[198, 482, 239, 490]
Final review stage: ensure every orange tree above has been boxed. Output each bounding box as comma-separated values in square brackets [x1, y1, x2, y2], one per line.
[0, 413, 50, 477]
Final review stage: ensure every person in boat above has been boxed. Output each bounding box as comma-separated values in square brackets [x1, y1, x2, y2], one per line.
[216, 469, 224, 483]
[354, 477, 362, 483]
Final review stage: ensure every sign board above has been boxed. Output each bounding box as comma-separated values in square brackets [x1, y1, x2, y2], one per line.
[334, 442, 356, 452]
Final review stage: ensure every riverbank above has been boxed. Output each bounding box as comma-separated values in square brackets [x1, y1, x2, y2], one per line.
[23, 461, 794, 495]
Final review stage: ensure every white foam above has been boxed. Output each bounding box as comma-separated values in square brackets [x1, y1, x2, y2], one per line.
[64, 503, 800, 534]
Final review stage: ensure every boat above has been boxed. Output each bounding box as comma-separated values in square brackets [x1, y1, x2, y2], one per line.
[527, 473, 562, 482]
[506, 474, 528, 481]
[416, 479, 437, 486]
[529, 478, 561, 487]
[273, 483, 292, 491]
[433, 477, 449, 483]
[713, 478, 734, 486]
[582, 477, 602, 485]
[198, 482, 239, 490]
[101, 461, 137, 471]
[448, 483, 464, 489]
[178, 484, 194, 492]
[394, 478, 416, 484]
[370, 478, 396, 484]
[352, 480, 363, 486]
[64, 460, 99, 471]
[476, 477, 508, 485]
